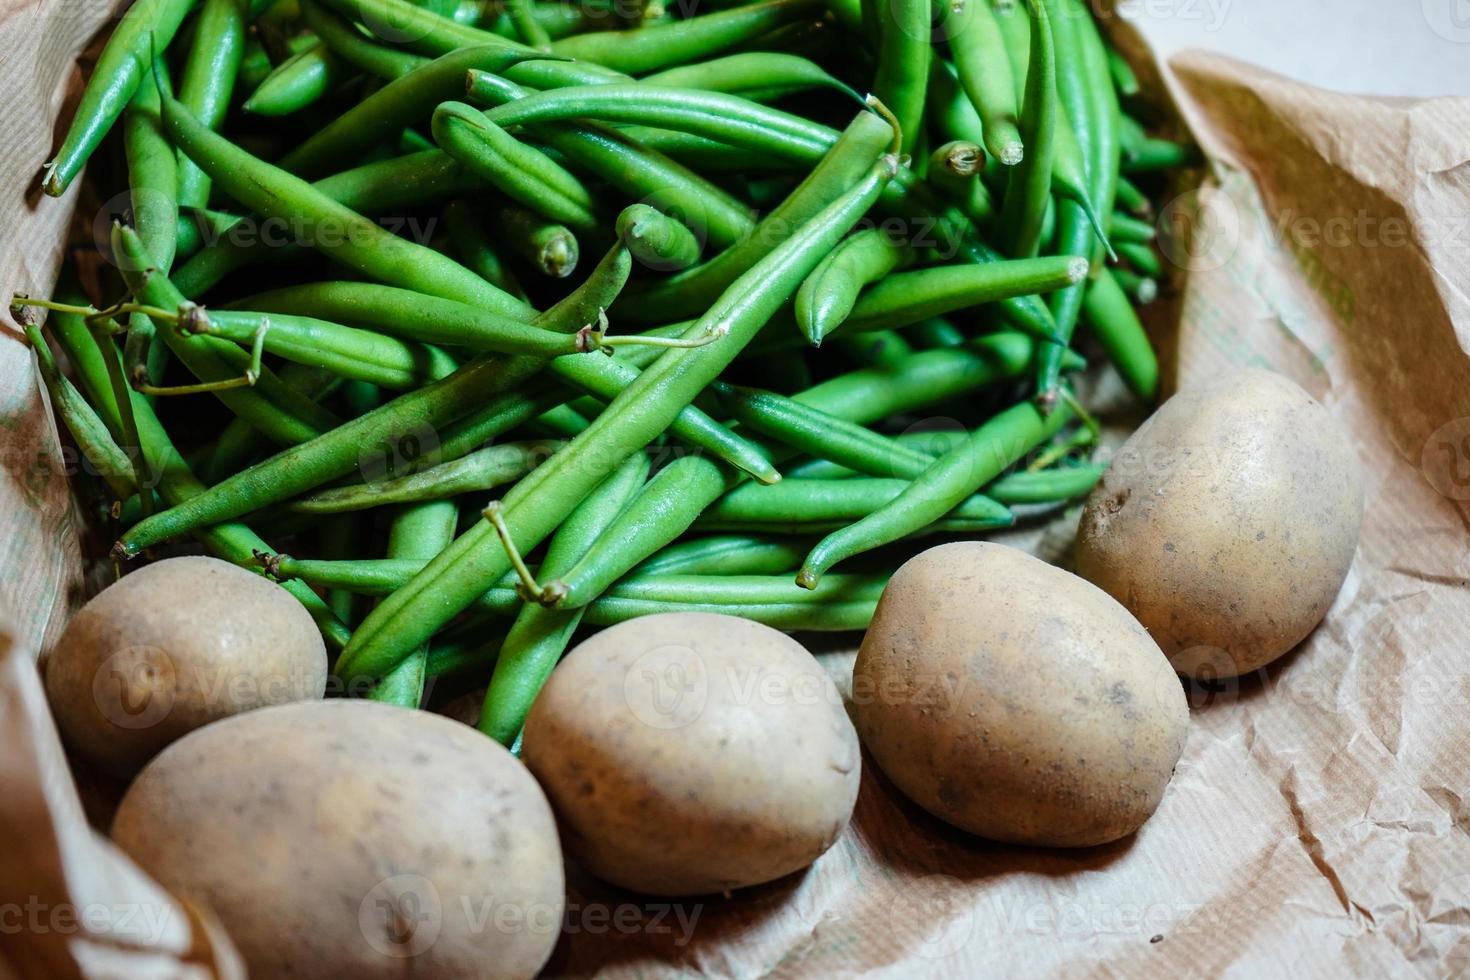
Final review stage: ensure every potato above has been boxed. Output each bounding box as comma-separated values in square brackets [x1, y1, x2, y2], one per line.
[112, 700, 564, 980]
[43, 555, 326, 775]
[523, 612, 859, 895]
[853, 542, 1188, 847]
[1076, 368, 1363, 680]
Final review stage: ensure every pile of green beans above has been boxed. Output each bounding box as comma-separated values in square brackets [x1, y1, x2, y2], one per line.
[22, 0, 1193, 742]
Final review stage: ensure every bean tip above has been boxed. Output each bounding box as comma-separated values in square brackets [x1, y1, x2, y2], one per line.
[1067, 257, 1090, 283]
[999, 142, 1024, 166]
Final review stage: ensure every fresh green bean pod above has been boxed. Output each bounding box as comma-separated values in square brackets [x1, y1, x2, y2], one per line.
[632, 535, 809, 576]
[986, 464, 1104, 504]
[176, 0, 248, 207]
[443, 200, 527, 297]
[369, 500, 460, 706]
[432, 102, 600, 232]
[833, 255, 1087, 338]
[641, 52, 857, 101]
[699, 478, 1013, 528]
[42, 0, 198, 196]
[944, 0, 1023, 165]
[616, 204, 702, 272]
[797, 397, 1075, 586]
[290, 440, 559, 513]
[794, 228, 906, 346]
[242, 41, 350, 116]
[301, 0, 430, 78]
[187, 306, 461, 389]
[1082, 267, 1158, 400]
[549, 0, 819, 73]
[478, 451, 649, 744]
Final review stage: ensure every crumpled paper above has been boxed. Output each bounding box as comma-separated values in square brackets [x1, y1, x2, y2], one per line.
[3, 2, 1470, 976]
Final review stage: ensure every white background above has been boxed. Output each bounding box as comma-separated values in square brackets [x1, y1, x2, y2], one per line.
[1119, 0, 1470, 98]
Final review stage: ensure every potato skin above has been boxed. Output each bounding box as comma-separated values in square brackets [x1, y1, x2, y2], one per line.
[523, 612, 860, 896]
[1076, 368, 1363, 680]
[44, 556, 326, 775]
[111, 700, 564, 980]
[853, 542, 1188, 847]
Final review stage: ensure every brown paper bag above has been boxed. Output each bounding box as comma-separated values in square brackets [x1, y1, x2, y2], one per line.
[3, 1, 1469, 973]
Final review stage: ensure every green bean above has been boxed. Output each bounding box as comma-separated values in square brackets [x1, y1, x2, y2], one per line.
[478, 451, 648, 743]
[1106, 44, 1140, 97]
[156, 83, 524, 315]
[443, 199, 526, 297]
[615, 128, 806, 174]
[311, 0, 628, 85]
[301, 0, 430, 78]
[170, 150, 488, 299]
[797, 396, 1074, 586]
[794, 228, 905, 346]
[117, 218, 635, 556]
[700, 478, 1012, 528]
[616, 204, 701, 272]
[1082, 267, 1158, 400]
[870, 0, 928, 153]
[544, 331, 1054, 609]
[997, 0, 1054, 256]
[837, 329, 913, 367]
[632, 535, 808, 576]
[335, 119, 898, 680]
[369, 499, 459, 706]
[986, 463, 1103, 504]
[831, 256, 1086, 338]
[464, 72, 756, 250]
[930, 140, 986, 177]
[1123, 138, 1200, 173]
[184, 305, 461, 389]
[1109, 211, 1156, 244]
[177, 0, 249, 208]
[642, 51, 859, 103]
[469, 78, 834, 165]
[242, 41, 350, 116]
[1114, 174, 1150, 216]
[906, 317, 967, 348]
[45, 301, 351, 650]
[614, 109, 891, 321]
[234, 281, 592, 355]
[944, 0, 1023, 165]
[237, 35, 315, 94]
[1111, 266, 1157, 305]
[1117, 239, 1162, 278]
[121, 63, 177, 390]
[715, 382, 933, 478]
[486, 1, 606, 41]
[279, 46, 529, 178]
[498, 205, 579, 278]
[926, 58, 982, 147]
[549, 0, 818, 73]
[42, 0, 198, 196]
[291, 440, 559, 513]
[1117, 112, 1148, 160]
[504, 0, 553, 48]
[24, 322, 138, 500]
[431, 102, 600, 232]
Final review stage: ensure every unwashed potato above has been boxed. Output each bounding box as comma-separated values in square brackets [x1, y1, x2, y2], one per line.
[43, 555, 326, 775]
[1076, 368, 1363, 680]
[112, 700, 564, 980]
[854, 542, 1188, 847]
[523, 612, 860, 896]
